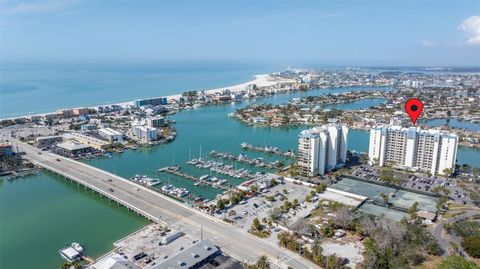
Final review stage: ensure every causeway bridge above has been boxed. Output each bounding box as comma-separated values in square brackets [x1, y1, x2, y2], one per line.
[13, 139, 318, 269]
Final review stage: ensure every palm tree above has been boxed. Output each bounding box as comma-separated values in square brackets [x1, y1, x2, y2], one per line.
[311, 239, 323, 257]
[278, 231, 290, 247]
[380, 192, 389, 206]
[443, 168, 454, 178]
[255, 255, 270, 269]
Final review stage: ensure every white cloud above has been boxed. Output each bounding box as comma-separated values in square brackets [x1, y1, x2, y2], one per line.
[421, 40, 436, 48]
[0, 0, 78, 15]
[458, 15, 480, 46]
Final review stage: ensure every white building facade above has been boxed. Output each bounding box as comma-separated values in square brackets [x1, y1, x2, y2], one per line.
[98, 128, 124, 143]
[297, 124, 348, 176]
[133, 125, 157, 143]
[368, 125, 457, 176]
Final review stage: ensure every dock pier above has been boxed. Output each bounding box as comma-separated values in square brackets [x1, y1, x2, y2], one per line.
[160, 166, 230, 191]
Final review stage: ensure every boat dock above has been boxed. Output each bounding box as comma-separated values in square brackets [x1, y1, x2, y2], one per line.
[186, 158, 257, 179]
[159, 166, 230, 191]
[209, 150, 281, 169]
[240, 142, 296, 158]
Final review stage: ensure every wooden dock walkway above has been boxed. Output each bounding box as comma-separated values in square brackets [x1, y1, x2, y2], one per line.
[161, 167, 230, 191]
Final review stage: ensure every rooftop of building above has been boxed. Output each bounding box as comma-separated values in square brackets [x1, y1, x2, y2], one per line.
[99, 128, 123, 136]
[57, 141, 92, 151]
[149, 239, 219, 269]
[66, 132, 110, 145]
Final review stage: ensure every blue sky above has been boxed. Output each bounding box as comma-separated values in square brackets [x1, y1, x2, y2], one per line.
[0, 0, 479, 66]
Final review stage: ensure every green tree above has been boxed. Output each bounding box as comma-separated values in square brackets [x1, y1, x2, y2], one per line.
[438, 255, 478, 269]
[443, 168, 454, 178]
[251, 218, 262, 231]
[315, 182, 327, 193]
[292, 199, 299, 207]
[380, 192, 389, 205]
[278, 231, 290, 247]
[311, 239, 323, 257]
[408, 202, 419, 220]
[462, 236, 480, 258]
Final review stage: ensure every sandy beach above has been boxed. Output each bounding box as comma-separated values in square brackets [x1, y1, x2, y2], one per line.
[3, 73, 295, 121]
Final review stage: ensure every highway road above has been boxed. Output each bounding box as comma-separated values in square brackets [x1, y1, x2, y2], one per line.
[12, 139, 319, 269]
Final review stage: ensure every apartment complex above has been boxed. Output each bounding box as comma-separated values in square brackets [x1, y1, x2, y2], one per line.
[98, 128, 124, 143]
[133, 125, 157, 143]
[66, 132, 111, 150]
[147, 116, 165, 127]
[368, 125, 458, 175]
[133, 97, 168, 107]
[297, 124, 348, 176]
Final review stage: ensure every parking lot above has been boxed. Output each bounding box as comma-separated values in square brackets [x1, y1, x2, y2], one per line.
[214, 181, 314, 232]
[352, 165, 472, 206]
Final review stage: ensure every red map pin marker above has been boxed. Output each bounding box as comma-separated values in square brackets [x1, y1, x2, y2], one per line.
[405, 98, 423, 125]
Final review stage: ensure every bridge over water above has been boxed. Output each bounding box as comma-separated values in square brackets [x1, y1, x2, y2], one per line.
[12, 139, 318, 269]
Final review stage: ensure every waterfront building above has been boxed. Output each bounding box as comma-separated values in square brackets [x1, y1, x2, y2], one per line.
[89, 253, 140, 269]
[0, 142, 14, 158]
[146, 116, 165, 128]
[297, 123, 348, 176]
[150, 239, 219, 269]
[66, 132, 111, 150]
[133, 97, 168, 107]
[98, 128, 124, 143]
[368, 125, 458, 175]
[73, 107, 92, 116]
[35, 135, 63, 149]
[56, 141, 93, 157]
[133, 125, 157, 143]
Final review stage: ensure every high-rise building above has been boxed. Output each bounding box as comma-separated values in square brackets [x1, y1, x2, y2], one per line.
[297, 123, 348, 176]
[368, 125, 457, 175]
[133, 126, 157, 143]
[147, 116, 165, 127]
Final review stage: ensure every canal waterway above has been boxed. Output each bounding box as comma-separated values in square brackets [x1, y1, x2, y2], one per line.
[422, 118, 480, 132]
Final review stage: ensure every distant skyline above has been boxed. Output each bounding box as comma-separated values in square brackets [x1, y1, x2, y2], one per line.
[0, 0, 479, 66]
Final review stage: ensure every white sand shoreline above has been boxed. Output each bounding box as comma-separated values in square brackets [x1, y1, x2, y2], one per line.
[1, 73, 295, 121]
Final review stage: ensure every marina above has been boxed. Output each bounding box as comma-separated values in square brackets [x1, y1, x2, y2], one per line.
[186, 158, 256, 179]
[209, 150, 283, 169]
[240, 142, 296, 158]
[159, 165, 231, 191]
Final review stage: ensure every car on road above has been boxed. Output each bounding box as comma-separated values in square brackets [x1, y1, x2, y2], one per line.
[108, 188, 114, 192]
[107, 178, 113, 182]
[56, 158, 61, 161]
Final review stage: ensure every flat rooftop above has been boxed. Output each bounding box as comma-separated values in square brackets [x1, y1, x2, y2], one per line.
[330, 177, 439, 220]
